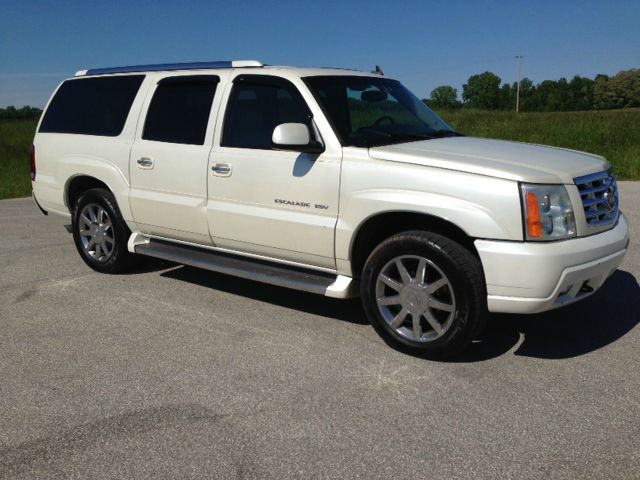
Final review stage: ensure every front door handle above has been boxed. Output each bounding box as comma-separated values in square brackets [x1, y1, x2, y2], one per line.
[211, 163, 232, 176]
[137, 157, 154, 169]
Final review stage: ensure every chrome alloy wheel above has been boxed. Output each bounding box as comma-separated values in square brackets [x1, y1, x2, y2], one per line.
[375, 255, 456, 342]
[78, 203, 114, 262]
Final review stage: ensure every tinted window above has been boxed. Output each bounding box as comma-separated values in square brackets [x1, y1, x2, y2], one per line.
[39, 75, 144, 136]
[143, 75, 219, 145]
[222, 75, 312, 149]
[304, 76, 453, 147]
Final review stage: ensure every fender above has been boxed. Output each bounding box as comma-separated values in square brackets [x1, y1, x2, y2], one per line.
[335, 159, 524, 268]
[58, 154, 136, 227]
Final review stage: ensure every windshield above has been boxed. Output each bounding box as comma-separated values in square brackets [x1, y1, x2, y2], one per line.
[303, 75, 456, 147]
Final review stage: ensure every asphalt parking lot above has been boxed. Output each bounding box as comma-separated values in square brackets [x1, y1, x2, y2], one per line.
[1, 183, 638, 479]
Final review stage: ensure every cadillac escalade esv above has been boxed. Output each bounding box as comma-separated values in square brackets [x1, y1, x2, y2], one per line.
[31, 60, 630, 357]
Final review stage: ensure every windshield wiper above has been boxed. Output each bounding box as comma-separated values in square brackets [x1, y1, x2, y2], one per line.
[388, 133, 433, 142]
[359, 130, 461, 148]
[430, 129, 463, 138]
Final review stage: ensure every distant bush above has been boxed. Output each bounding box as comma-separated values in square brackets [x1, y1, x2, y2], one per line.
[0, 106, 42, 121]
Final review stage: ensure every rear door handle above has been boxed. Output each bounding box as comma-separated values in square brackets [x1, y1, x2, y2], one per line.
[137, 157, 154, 169]
[211, 163, 232, 176]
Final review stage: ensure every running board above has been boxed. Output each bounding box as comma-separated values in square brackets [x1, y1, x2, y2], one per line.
[129, 235, 356, 299]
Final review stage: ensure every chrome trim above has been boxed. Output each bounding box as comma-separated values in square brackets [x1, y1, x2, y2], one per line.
[145, 234, 337, 275]
[80, 60, 263, 76]
[574, 169, 619, 232]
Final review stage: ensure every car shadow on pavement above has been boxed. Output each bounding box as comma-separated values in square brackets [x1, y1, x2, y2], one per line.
[161, 266, 369, 325]
[454, 269, 640, 362]
[162, 266, 639, 361]
[126, 257, 179, 275]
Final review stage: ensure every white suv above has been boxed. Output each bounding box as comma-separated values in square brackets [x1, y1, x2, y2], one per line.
[31, 60, 629, 357]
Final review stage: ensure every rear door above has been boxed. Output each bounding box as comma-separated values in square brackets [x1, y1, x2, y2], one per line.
[129, 74, 225, 245]
[206, 74, 341, 269]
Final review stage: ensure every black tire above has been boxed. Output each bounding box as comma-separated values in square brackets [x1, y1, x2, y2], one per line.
[361, 231, 487, 359]
[72, 188, 137, 274]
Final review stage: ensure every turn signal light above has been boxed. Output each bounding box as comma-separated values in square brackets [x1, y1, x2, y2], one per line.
[525, 191, 542, 238]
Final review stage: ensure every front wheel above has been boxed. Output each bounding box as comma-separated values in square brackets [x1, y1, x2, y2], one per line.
[361, 231, 487, 359]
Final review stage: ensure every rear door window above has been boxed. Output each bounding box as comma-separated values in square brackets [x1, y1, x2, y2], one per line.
[142, 75, 219, 145]
[39, 75, 145, 136]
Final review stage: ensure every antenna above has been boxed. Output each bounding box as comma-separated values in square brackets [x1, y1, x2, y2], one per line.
[372, 65, 384, 76]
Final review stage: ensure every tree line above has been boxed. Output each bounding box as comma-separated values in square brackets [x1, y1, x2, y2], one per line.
[2, 69, 639, 118]
[0, 106, 42, 120]
[424, 68, 640, 111]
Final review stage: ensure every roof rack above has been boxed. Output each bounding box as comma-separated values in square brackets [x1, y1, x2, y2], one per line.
[75, 60, 263, 77]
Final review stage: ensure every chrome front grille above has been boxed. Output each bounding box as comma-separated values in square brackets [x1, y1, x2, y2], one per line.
[574, 170, 619, 228]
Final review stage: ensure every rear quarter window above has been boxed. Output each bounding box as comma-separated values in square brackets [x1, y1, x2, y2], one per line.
[39, 75, 145, 136]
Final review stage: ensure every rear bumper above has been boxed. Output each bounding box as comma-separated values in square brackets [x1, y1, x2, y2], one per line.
[475, 213, 629, 314]
[32, 192, 48, 216]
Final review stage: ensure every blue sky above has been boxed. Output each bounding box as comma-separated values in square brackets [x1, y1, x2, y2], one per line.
[1, 0, 638, 107]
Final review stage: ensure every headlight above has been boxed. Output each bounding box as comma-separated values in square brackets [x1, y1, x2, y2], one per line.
[521, 184, 576, 241]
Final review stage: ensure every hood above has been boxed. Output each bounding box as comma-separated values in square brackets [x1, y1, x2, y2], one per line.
[368, 136, 610, 184]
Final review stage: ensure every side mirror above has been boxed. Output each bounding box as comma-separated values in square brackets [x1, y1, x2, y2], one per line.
[272, 123, 324, 154]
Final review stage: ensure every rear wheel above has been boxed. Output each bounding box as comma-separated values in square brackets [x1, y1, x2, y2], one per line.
[72, 188, 136, 273]
[361, 231, 487, 358]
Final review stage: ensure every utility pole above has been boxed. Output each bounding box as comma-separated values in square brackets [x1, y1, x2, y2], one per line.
[515, 55, 523, 113]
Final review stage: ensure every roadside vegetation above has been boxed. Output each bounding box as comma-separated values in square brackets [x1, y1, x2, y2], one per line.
[425, 68, 640, 112]
[1, 103, 639, 200]
[0, 119, 35, 199]
[438, 108, 640, 180]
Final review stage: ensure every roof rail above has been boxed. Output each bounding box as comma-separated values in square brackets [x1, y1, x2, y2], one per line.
[76, 60, 263, 77]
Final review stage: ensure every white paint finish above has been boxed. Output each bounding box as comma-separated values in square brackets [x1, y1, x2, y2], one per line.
[32, 73, 153, 228]
[230, 60, 263, 67]
[128, 140, 213, 242]
[335, 151, 523, 266]
[325, 275, 358, 298]
[33, 134, 136, 221]
[272, 123, 310, 146]
[369, 136, 610, 184]
[127, 231, 150, 253]
[206, 149, 340, 268]
[487, 249, 626, 314]
[32, 64, 630, 309]
[475, 214, 629, 300]
[127, 71, 230, 243]
[206, 70, 343, 269]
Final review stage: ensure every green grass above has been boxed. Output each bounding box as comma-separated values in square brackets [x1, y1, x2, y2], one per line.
[0, 120, 36, 199]
[1, 109, 639, 200]
[438, 108, 640, 180]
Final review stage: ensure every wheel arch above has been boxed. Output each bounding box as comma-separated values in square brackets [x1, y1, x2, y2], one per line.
[349, 210, 479, 278]
[65, 175, 112, 211]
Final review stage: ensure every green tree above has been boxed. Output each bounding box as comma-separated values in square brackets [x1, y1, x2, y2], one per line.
[513, 78, 535, 111]
[533, 79, 572, 111]
[462, 72, 502, 109]
[498, 83, 511, 110]
[593, 69, 640, 109]
[428, 85, 461, 109]
[568, 75, 595, 111]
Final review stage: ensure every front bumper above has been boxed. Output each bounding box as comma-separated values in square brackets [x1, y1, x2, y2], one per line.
[475, 213, 629, 314]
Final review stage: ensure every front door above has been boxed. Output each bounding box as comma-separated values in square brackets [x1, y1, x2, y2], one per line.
[207, 74, 341, 269]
